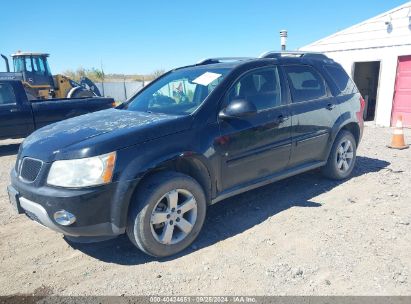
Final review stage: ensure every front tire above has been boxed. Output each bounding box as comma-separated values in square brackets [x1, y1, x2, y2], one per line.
[322, 130, 357, 180]
[126, 171, 206, 257]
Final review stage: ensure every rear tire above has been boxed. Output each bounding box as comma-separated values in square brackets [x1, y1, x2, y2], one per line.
[126, 171, 206, 257]
[322, 130, 357, 180]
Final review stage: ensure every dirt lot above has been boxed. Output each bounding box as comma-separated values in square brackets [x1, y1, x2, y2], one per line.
[0, 126, 410, 296]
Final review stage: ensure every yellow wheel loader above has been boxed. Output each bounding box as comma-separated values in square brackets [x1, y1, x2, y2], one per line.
[0, 52, 101, 100]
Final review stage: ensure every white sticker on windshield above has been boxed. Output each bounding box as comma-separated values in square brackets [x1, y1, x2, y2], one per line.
[192, 72, 222, 86]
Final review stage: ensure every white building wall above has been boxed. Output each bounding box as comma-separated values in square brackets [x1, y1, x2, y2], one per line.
[320, 45, 411, 126]
[300, 2, 411, 127]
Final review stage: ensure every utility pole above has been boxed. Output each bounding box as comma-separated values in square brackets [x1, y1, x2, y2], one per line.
[123, 74, 127, 101]
[280, 30, 288, 51]
[100, 60, 105, 96]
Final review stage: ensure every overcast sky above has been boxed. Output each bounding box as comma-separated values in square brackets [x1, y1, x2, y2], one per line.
[1, 0, 407, 74]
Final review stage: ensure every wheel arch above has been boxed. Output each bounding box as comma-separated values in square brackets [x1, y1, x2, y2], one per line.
[339, 122, 360, 146]
[139, 153, 214, 204]
[326, 117, 361, 160]
[331, 121, 360, 148]
[112, 148, 216, 232]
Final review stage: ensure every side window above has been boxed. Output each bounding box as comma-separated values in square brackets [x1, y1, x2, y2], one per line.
[227, 67, 282, 111]
[325, 65, 357, 95]
[284, 65, 327, 103]
[25, 57, 33, 72]
[14, 57, 25, 73]
[0, 83, 17, 105]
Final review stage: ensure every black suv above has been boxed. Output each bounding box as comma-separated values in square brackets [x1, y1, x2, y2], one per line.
[8, 52, 364, 257]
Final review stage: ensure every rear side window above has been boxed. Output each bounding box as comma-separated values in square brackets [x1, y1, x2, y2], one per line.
[325, 65, 357, 95]
[284, 65, 327, 103]
[0, 83, 17, 105]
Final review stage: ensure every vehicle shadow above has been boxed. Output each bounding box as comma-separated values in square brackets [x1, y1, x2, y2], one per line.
[66, 156, 389, 265]
[0, 143, 20, 156]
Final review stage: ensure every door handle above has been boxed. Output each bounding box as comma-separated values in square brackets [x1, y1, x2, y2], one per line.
[276, 114, 289, 124]
[326, 103, 336, 110]
[9, 108, 19, 113]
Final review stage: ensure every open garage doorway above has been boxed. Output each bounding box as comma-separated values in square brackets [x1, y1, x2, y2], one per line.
[353, 61, 381, 121]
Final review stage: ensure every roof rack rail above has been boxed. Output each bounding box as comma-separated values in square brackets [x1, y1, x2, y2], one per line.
[196, 57, 253, 65]
[259, 51, 329, 60]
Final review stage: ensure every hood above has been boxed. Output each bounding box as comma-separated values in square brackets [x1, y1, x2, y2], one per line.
[21, 108, 192, 161]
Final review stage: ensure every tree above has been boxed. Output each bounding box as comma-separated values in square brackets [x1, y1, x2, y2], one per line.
[76, 67, 87, 80]
[60, 67, 165, 82]
[61, 67, 104, 82]
[89, 68, 105, 82]
[150, 69, 166, 80]
[62, 69, 76, 80]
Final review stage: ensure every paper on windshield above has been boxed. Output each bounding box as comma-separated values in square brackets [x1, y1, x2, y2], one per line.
[192, 72, 222, 86]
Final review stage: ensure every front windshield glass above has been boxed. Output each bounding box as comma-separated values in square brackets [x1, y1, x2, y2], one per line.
[125, 67, 231, 115]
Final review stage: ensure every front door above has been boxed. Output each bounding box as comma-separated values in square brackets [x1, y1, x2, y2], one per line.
[218, 66, 292, 190]
[23, 56, 53, 88]
[31, 56, 54, 87]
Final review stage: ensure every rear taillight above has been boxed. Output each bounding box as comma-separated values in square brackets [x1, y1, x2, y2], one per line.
[359, 96, 365, 112]
[357, 96, 365, 121]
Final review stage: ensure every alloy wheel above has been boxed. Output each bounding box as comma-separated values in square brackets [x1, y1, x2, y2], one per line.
[336, 139, 354, 173]
[150, 189, 197, 245]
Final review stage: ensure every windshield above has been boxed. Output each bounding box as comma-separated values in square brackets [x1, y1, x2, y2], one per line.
[125, 67, 231, 115]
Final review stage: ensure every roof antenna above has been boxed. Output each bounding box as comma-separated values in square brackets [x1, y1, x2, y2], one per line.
[280, 30, 288, 51]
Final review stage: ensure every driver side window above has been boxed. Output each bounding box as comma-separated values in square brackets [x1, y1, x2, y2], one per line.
[227, 67, 282, 111]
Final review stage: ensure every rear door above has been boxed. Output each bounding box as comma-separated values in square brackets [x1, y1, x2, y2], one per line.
[284, 64, 339, 167]
[392, 56, 411, 127]
[0, 82, 33, 139]
[218, 66, 292, 190]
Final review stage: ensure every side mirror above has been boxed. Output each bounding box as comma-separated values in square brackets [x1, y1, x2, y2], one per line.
[219, 99, 257, 119]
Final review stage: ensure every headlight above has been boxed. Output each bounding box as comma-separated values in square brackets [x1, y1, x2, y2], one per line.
[47, 152, 116, 188]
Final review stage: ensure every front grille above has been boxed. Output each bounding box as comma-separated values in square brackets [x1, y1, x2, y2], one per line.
[20, 158, 43, 182]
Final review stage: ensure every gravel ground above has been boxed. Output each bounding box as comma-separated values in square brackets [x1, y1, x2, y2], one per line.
[0, 126, 410, 296]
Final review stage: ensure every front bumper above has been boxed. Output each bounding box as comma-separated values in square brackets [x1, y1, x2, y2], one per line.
[19, 195, 67, 234]
[9, 168, 138, 237]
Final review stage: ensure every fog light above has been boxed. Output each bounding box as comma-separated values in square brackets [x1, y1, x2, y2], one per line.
[53, 210, 76, 226]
